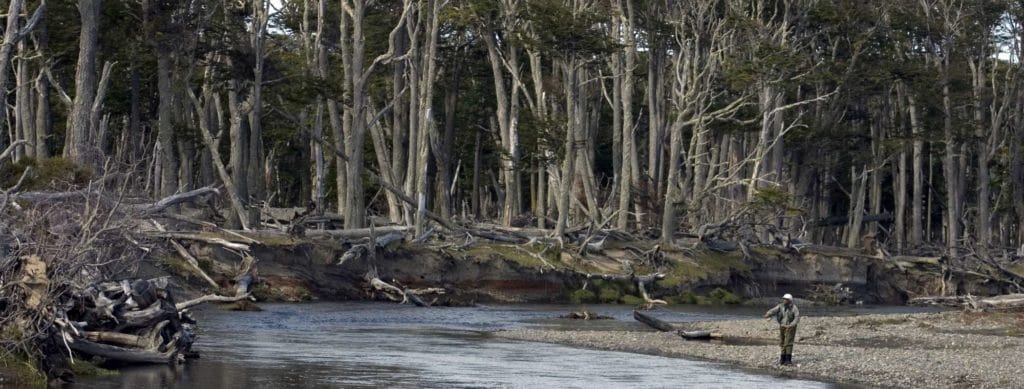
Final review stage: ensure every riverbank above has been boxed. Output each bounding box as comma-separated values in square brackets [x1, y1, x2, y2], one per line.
[494, 310, 1024, 388]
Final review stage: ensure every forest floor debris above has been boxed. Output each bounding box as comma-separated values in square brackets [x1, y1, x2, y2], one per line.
[495, 310, 1024, 388]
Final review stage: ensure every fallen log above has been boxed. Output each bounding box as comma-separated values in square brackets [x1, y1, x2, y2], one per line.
[150, 220, 218, 288]
[975, 294, 1024, 311]
[338, 231, 406, 265]
[679, 330, 723, 340]
[136, 186, 219, 214]
[70, 339, 178, 364]
[175, 293, 252, 311]
[633, 310, 675, 332]
[562, 311, 613, 320]
[590, 271, 667, 308]
[147, 232, 251, 251]
[910, 294, 1024, 311]
[908, 295, 964, 307]
[363, 269, 443, 307]
[633, 310, 723, 340]
[59, 277, 245, 367]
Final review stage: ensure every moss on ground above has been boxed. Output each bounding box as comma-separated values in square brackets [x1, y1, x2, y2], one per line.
[665, 288, 743, 305]
[463, 243, 563, 270]
[70, 360, 117, 378]
[570, 289, 597, 304]
[620, 295, 645, 305]
[0, 157, 94, 191]
[0, 353, 45, 388]
[661, 249, 748, 288]
[597, 284, 622, 303]
[252, 282, 312, 302]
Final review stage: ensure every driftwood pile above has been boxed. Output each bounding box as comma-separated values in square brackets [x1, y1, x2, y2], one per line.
[909, 293, 1024, 312]
[58, 277, 248, 365]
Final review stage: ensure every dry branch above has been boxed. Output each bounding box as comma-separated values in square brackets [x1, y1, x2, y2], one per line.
[175, 293, 252, 311]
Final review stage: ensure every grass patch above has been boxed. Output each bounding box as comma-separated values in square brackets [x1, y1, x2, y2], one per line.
[0, 352, 45, 388]
[597, 285, 622, 303]
[157, 256, 194, 279]
[661, 249, 749, 288]
[570, 289, 597, 304]
[70, 360, 117, 378]
[252, 283, 312, 302]
[620, 294, 645, 306]
[707, 287, 743, 304]
[666, 288, 743, 305]
[464, 243, 562, 270]
[0, 157, 93, 191]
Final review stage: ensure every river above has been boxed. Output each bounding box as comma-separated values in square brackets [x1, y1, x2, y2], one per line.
[75, 303, 862, 388]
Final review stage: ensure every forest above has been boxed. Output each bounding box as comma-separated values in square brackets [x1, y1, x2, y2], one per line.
[0, 0, 1021, 254]
[2, 0, 1024, 384]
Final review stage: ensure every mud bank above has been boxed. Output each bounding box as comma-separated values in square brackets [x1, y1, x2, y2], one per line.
[161, 233, 1003, 305]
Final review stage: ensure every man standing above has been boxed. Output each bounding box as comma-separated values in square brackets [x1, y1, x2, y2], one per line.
[763, 293, 800, 365]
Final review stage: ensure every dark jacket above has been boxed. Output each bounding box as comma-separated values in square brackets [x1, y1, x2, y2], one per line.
[765, 302, 800, 326]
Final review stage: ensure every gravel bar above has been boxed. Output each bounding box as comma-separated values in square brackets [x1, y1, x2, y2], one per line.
[493, 311, 1024, 388]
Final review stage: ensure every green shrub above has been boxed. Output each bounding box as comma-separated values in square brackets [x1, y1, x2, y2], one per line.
[570, 289, 597, 304]
[0, 157, 93, 191]
[597, 286, 622, 303]
[707, 287, 743, 304]
[668, 291, 700, 305]
[620, 295, 645, 306]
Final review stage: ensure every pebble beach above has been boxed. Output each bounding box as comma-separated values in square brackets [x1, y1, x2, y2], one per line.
[494, 311, 1024, 388]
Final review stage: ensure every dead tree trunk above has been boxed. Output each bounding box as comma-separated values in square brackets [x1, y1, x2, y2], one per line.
[64, 0, 101, 163]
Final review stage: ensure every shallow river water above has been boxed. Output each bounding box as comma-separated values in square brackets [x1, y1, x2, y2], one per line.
[73, 302, 895, 388]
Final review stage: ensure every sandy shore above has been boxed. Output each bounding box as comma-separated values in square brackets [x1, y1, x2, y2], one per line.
[494, 311, 1024, 388]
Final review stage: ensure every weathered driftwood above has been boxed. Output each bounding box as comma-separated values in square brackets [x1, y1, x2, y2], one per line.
[70, 339, 180, 364]
[147, 231, 251, 251]
[633, 311, 723, 340]
[150, 219, 218, 288]
[175, 293, 252, 311]
[679, 330, 723, 340]
[12, 185, 219, 215]
[136, 186, 219, 214]
[633, 310, 675, 332]
[562, 311, 613, 320]
[363, 269, 443, 307]
[60, 277, 248, 366]
[974, 294, 1024, 310]
[590, 270, 667, 308]
[909, 293, 1024, 311]
[338, 231, 406, 265]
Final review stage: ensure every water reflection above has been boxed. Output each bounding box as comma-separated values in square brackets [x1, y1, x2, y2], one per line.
[77, 303, 845, 388]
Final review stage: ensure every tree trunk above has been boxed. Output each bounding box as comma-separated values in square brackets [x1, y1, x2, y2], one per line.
[344, 0, 369, 229]
[34, 68, 50, 158]
[156, 53, 178, 198]
[247, 0, 269, 229]
[554, 60, 579, 237]
[227, 79, 250, 228]
[15, 38, 34, 160]
[661, 118, 684, 244]
[941, 57, 959, 256]
[906, 89, 924, 247]
[0, 0, 43, 154]
[617, 0, 637, 230]
[414, 0, 445, 236]
[846, 166, 868, 249]
[65, 0, 101, 163]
